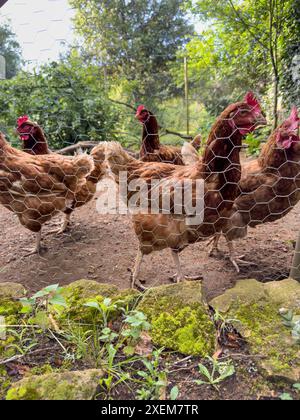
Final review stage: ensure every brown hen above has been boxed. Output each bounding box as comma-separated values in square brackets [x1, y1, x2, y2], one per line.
[105, 93, 266, 289]
[0, 132, 93, 254]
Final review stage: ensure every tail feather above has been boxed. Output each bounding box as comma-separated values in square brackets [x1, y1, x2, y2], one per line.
[191, 134, 202, 151]
[181, 142, 199, 165]
[105, 141, 136, 178]
[88, 143, 107, 184]
[73, 154, 94, 178]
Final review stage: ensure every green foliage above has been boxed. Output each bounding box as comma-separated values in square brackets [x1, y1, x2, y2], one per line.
[280, 309, 300, 344]
[136, 349, 167, 400]
[20, 284, 67, 316]
[195, 357, 235, 390]
[180, 0, 293, 120]
[281, 0, 300, 108]
[0, 54, 119, 149]
[0, 23, 22, 79]
[70, 0, 193, 104]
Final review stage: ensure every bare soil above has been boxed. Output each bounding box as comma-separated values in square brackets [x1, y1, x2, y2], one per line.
[0, 189, 298, 301]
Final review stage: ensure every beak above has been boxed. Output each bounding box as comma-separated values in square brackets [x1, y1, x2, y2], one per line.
[256, 114, 267, 128]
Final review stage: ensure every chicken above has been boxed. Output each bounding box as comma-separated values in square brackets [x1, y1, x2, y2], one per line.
[16, 116, 107, 233]
[16, 115, 50, 155]
[59, 144, 107, 232]
[208, 107, 300, 272]
[136, 105, 202, 164]
[106, 93, 266, 289]
[0, 132, 95, 254]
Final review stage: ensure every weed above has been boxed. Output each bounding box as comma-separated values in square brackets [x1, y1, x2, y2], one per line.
[194, 357, 235, 390]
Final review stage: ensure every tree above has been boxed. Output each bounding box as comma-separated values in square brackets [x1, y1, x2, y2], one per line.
[188, 0, 292, 127]
[0, 23, 22, 79]
[70, 0, 194, 104]
[282, 0, 300, 108]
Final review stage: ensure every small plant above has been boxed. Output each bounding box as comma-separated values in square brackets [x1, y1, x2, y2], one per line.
[5, 324, 38, 356]
[280, 309, 300, 343]
[83, 298, 118, 328]
[20, 284, 67, 315]
[136, 349, 167, 400]
[279, 383, 300, 401]
[279, 392, 294, 400]
[213, 310, 241, 331]
[194, 357, 235, 390]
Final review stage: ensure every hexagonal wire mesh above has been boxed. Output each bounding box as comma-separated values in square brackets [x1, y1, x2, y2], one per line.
[0, 0, 299, 298]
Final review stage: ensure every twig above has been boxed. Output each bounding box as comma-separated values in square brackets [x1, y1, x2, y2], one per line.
[56, 141, 98, 155]
[162, 129, 193, 141]
[219, 353, 266, 360]
[108, 98, 136, 111]
[171, 355, 193, 366]
[0, 347, 54, 366]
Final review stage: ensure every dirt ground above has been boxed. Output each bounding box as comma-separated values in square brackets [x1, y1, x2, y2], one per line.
[0, 186, 298, 301]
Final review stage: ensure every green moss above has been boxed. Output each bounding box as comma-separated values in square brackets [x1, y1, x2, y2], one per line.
[138, 282, 215, 356]
[62, 280, 118, 300]
[6, 385, 40, 401]
[152, 307, 215, 355]
[211, 279, 300, 382]
[28, 364, 54, 377]
[0, 367, 11, 400]
[0, 298, 22, 318]
[112, 289, 141, 311]
[234, 302, 299, 375]
[6, 370, 104, 400]
[59, 283, 140, 325]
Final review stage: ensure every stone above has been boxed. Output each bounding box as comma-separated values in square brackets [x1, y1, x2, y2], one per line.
[210, 279, 300, 383]
[6, 369, 104, 400]
[137, 281, 215, 356]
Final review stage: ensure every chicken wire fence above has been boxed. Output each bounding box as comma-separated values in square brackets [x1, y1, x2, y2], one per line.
[0, 1, 299, 296]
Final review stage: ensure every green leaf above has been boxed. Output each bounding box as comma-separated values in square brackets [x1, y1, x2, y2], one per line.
[83, 301, 101, 311]
[279, 393, 293, 401]
[32, 284, 59, 299]
[197, 363, 212, 380]
[49, 294, 67, 308]
[170, 386, 179, 400]
[293, 383, 300, 391]
[123, 346, 135, 356]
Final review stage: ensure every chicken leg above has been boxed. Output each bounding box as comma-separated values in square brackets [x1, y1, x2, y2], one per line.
[130, 250, 146, 291]
[226, 239, 255, 273]
[47, 213, 71, 235]
[207, 233, 221, 256]
[170, 250, 203, 283]
[22, 231, 45, 257]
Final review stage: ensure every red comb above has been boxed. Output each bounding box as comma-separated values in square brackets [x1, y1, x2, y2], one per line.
[17, 115, 29, 127]
[136, 105, 146, 116]
[244, 92, 260, 110]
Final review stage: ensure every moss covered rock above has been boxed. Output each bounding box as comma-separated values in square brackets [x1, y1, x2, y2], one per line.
[0, 283, 26, 299]
[137, 281, 215, 356]
[59, 281, 140, 325]
[0, 282, 25, 325]
[6, 369, 104, 400]
[62, 280, 118, 300]
[210, 279, 300, 383]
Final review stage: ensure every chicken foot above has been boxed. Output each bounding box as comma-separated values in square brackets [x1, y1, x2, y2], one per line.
[226, 240, 255, 273]
[207, 233, 221, 257]
[47, 213, 71, 235]
[22, 231, 46, 257]
[170, 250, 203, 283]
